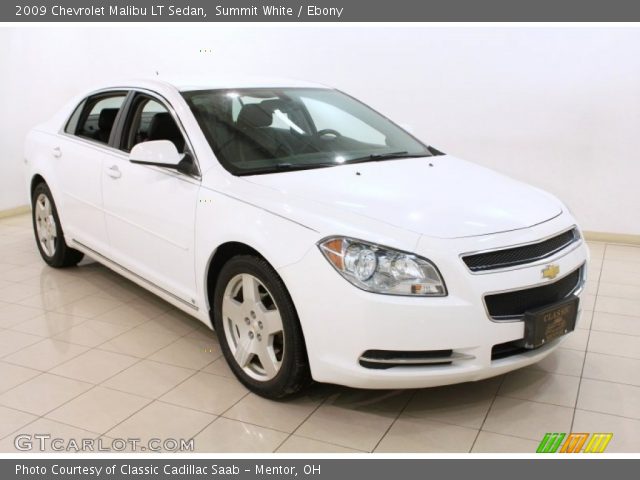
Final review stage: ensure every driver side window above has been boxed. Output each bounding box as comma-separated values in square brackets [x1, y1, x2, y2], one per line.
[121, 95, 186, 153]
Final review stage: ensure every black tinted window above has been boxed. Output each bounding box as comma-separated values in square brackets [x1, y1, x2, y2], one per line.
[183, 88, 431, 176]
[75, 93, 126, 144]
[64, 100, 86, 135]
[121, 95, 186, 153]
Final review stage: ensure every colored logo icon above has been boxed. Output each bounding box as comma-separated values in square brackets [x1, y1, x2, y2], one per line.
[537, 433, 613, 453]
[541, 263, 561, 280]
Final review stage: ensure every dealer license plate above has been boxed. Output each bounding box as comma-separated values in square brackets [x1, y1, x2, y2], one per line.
[523, 296, 579, 349]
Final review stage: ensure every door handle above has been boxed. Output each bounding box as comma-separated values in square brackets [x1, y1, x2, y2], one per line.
[52, 147, 61, 158]
[106, 165, 122, 179]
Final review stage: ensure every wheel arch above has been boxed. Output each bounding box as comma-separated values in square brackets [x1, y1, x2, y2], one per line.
[30, 174, 47, 201]
[204, 241, 307, 338]
[205, 241, 266, 325]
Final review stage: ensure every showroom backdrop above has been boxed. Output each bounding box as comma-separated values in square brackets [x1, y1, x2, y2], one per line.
[1, 26, 638, 236]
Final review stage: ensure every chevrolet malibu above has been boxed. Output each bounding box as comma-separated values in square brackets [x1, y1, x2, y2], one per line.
[24, 77, 588, 398]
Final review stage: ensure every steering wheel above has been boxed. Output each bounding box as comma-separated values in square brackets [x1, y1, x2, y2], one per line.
[316, 129, 342, 139]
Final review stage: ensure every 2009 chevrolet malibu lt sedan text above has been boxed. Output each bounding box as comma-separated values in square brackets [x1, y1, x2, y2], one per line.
[24, 77, 588, 398]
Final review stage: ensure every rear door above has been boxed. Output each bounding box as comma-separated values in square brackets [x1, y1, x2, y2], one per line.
[101, 91, 201, 309]
[56, 91, 128, 253]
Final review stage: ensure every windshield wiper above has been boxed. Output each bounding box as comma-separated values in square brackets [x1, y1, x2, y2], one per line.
[238, 162, 340, 176]
[237, 152, 433, 176]
[345, 151, 428, 164]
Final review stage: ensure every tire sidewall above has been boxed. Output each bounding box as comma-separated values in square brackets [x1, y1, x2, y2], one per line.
[213, 256, 307, 397]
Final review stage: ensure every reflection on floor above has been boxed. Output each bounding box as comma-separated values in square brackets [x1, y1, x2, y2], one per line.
[0, 214, 639, 453]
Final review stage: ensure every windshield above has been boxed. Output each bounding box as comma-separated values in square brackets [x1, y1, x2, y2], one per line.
[182, 88, 437, 175]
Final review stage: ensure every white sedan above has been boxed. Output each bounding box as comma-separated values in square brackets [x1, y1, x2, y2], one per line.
[25, 77, 588, 398]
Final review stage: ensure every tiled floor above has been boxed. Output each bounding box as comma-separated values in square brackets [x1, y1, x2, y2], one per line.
[0, 214, 639, 453]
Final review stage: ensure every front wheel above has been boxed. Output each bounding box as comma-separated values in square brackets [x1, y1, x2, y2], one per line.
[32, 182, 84, 268]
[213, 255, 310, 399]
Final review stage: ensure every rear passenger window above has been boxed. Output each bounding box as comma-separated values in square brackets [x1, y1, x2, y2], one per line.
[73, 93, 126, 144]
[64, 100, 86, 135]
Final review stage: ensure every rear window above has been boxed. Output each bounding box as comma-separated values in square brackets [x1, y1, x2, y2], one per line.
[65, 92, 127, 145]
[64, 100, 86, 135]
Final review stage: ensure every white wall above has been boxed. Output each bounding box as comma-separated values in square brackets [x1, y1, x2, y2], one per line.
[0, 28, 19, 211]
[1, 26, 639, 235]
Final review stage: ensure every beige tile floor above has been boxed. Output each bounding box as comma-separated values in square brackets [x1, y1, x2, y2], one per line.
[0, 213, 639, 453]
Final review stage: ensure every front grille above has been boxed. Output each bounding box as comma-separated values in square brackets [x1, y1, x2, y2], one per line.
[484, 266, 583, 320]
[463, 228, 579, 272]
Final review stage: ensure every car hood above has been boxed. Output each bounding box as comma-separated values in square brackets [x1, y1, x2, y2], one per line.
[242, 155, 563, 239]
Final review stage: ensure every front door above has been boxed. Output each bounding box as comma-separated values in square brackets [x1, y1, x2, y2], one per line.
[101, 93, 200, 308]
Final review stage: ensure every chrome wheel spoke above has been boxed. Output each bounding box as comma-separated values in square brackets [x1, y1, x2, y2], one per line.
[36, 200, 46, 216]
[222, 295, 245, 323]
[44, 237, 53, 256]
[234, 338, 254, 368]
[48, 216, 57, 238]
[42, 197, 51, 216]
[257, 344, 279, 378]
[259, 306, 283, 336]
[241, 274, 261, 304]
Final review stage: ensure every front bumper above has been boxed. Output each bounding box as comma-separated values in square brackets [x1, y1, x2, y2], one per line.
[277, 214, 589, 389]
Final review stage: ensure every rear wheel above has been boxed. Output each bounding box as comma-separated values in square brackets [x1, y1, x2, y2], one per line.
[32, 182, 84, 268]
[213, 255, 310, 399]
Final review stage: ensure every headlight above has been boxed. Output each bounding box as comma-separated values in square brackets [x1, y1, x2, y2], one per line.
[318, 237, 447, 296]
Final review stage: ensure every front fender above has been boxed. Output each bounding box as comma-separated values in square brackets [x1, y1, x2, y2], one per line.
[194, 187, 321, 312]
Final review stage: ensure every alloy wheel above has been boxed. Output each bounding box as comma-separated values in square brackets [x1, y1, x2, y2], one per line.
[221, 273, 285, 381]
[34, 193, 57, 257]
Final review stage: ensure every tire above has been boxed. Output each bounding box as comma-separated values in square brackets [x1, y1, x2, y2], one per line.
[213, 255, 311, 399]
[31, 182, 84, 268]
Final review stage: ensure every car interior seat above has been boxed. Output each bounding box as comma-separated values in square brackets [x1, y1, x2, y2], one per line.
[93, 108, 119, 143]
[235, 103, 279, 162]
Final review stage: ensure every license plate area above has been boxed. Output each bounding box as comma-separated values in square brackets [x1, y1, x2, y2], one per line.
[524, 296, 579, 349]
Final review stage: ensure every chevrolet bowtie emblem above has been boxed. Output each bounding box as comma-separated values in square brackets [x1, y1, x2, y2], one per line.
[542, 264, 560, 280]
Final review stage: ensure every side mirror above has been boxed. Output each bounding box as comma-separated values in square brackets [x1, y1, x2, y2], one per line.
[129, 140, 197, 176]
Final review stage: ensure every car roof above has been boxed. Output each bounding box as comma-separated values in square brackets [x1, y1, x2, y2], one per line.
[98, 75, 332, 93]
